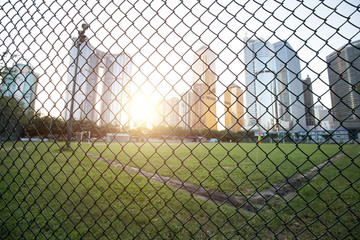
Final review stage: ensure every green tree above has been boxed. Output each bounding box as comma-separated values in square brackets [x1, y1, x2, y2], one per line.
[0, 96, 27, 123]
[0, 96, 28, 140]
[24, 115, 67, 139]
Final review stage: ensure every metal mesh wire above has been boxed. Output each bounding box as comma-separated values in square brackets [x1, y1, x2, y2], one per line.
[1, 0, 360, 239]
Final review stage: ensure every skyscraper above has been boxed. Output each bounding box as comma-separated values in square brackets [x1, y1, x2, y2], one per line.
[244, 37, 307, 131]
[179, 90, 192, 129]
[188, 46, 218, 130]
[244, 37, 277, 131]
[274, 40, 306, 131]
[0, 63, 38, 112]
[224, 84, 244, 132]
[64, 38, 132, 127]
[164, 97, 180, 127]
[327, 40, 360, 127]
[99, 53, 132, 126]
[314, 104, 334, 130]
[302, 75, 315, 128]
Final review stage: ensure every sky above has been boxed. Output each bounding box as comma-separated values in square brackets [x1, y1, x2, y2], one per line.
[0, 0, 359, 127]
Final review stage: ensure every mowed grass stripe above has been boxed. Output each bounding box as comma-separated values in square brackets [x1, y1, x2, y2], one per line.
[81, 142, 358, 196]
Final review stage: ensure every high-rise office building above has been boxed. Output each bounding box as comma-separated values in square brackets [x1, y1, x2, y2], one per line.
[144, 98, 163, 128]
[64, 39, 102, 122]
[327, 40, 360, 126]
[179, 90, 192, 129]
[152, 97, 181, 128]
[100, 53, 132, 126]
[244, 37, 277, 131]
[274, 40, 306, 131]
[302, 75, 315, 128]
[224, 84, 244, 132]
[244, 37, 307, 131]
[164, 97, 180, 127]
[314, 104, 334, 130]
[188, 46, 218, 130]
[0, 63, 38, 111]
[64, 38, 132, 127]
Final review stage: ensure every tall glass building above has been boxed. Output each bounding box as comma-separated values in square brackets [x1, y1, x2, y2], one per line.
[327, 40, 360, 126]
[64, 38, 132, 127]
[244, 38, 307, 131]
[0, 63, 38, 111]
[302, 75, 315, 128]
[244, 37, 277, 131]
[224, 84, 244, 132]
[274, 40, 306, 131]
[189, 46, 218, 130]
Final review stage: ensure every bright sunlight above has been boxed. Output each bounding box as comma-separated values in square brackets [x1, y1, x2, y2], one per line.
[130, 94, 160, 129]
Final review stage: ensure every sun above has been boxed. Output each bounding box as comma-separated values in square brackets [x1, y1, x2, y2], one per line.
[130, 94, 157, 128]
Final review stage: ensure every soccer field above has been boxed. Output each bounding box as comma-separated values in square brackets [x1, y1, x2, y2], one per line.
[81, 141, 356, 196]
[1, 141, 359, 239]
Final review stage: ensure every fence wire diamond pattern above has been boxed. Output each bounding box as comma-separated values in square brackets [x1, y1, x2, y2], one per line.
[1, 0, 359, 239]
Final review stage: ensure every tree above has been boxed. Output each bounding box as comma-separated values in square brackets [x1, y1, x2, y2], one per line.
[23, 114, 67, 139]
[0, 96, 27, 123]
[0, 96, 28, 140]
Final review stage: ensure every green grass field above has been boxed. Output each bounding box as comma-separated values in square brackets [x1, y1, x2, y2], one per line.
[82, 142, 356, 196]
[1, 141, 359, 239]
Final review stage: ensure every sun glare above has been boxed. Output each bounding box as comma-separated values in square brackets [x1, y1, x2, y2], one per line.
[130, 94, 157, 128]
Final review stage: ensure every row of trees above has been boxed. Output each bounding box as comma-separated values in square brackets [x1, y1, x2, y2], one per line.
[130, 125, 256, 142]
[0, 96, 256, 143]
[0, 94, 119, 140]
[23, 115, 122, 140]
[24, 116, 256, 142]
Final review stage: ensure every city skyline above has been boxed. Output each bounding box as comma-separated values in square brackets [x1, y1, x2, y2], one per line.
[3, 36, 354, 133]
[1, 0, 359, 133]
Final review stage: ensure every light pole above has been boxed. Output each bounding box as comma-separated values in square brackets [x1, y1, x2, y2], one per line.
[66, 23, 89, 148]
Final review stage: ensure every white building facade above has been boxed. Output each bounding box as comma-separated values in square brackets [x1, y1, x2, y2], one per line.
[244, 38, 306, 131]
[64, 38, 132, 127]
[244, 38, 277, 131]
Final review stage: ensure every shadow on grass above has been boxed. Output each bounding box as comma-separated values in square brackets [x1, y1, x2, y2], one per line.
[57, 144, 74, 152]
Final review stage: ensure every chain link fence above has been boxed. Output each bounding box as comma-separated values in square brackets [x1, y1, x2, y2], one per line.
[1, 0, 359, 239]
